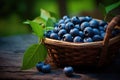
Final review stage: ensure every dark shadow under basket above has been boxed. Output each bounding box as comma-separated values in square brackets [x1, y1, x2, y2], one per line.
[44, 15, 120, 67]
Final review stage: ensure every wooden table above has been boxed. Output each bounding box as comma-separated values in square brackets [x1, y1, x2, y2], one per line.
[0, 34, 120, 80]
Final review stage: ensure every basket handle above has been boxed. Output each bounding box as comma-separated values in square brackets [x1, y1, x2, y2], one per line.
[98, 15, 120, 66]
[103, 15, 120, 46]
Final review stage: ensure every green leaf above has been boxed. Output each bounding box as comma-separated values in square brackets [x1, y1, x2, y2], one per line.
[49, 11, 58, 18]
[105, 1, 120, 13]
[23, 20, 30, 24]
[21, 44, 48, 70]
[46, 18, 54, 27]
[33, 17, 46, 25]
[40, 9, 51, 21]
[49, 11, 59, 21]
[45, 27, 54, 31]
[29, 21, 44, 38]
[50, 17, 57, 23]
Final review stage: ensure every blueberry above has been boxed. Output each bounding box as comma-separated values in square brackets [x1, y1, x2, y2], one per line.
[93, 28, 100, 35]
[115, 28, 120, 33]
[41, 64, 51, 73]
[74, 24, 80, 29]
[36, 62, 45, 72]
[99, 20, 107, 26]
[80, 22, 90, 30]
[70, 28, 79, 37]
[112, 29, 120, 37]
[73, 36, 83, 42]
[64, 18, 71, 23]
[92, 35, 102, 41]
[58, 23, 65, 30]
[44, 30, 53, 38]
[85, 16, 92, 21]
[58, 29, 67, 37]
[112, 30, 116, 37]
[100, 30, 105, 34]
[79, 31, 85, 38]
[89, 19, 99, 28]
[83, 37, 93, 42]
[84, 27, 94, 37]
[62, 33, 73, 42]
[71, 16, 80, 24]
[65, 22, 74, 32]
[63, 66, 74, 77]
[104, 24, 108, 31]
[58, 19, 64, 24]
[63, 15, 70, 20]
[79, 16, 86, 22]
[101, 32, 105, 40]
[53, 27, 59, 33]
[99, 26, 104, 31]
[50, 33, 59, 40]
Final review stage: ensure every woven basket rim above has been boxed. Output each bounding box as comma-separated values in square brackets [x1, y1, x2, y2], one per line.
[44, 34, 120, 48]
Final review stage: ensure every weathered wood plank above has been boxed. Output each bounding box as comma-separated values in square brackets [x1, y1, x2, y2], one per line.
[0, 66, 97, 80]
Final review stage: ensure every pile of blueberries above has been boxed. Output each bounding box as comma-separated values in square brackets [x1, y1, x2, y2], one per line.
[45, 16, 120, 42]
[36, 62, 51, 73]
[36, 62, 74, 77]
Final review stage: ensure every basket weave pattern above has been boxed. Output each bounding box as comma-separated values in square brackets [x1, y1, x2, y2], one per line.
[46, 44, 102, 66]
[44, 15, 120, 67]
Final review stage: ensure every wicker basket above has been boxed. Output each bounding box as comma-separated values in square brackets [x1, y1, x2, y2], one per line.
[44, 15, 120, 67]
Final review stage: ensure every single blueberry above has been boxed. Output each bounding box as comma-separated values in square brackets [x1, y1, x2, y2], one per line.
[58, 23, 65, 30]
[50, 33, 59, 40]
[112, 29, 120, 37]
[99, 20, 107, 26]
[100, 30, 105, 33]
[41, 64, 51, 73]
[80, 22, 90, 30]
[71, 16, 80, 24]
[62, 33, 73, 42]
[112, 30, 116, 37]
[93, 28, 100, 35]
[79, 16, 86, 22]
[89, 19, 99, 28]
[58, 19, 64, 24]
[65, 22, 74, 32]
[58, 29, 67, 37]
[92, 35, 102, 41]
[99, 26, 104, 31]
[73, 36, 83, 42]
[101, 32, 105, 40]
[83, 37, 93, 42]
[64, 18, 71, 23]
[85, 16, 92, 21]
[74, 24, 80, 29]
[63, 15, 70, 20]
[63, 66, 74, 77]
[104, 24, 108, 31]
[84, 27, 94, 37]
[115, 28, 120, 33]
[70, 28, 79, 37]
[36, 62, 45, 72]
[53, 27, 59, 33]
[79, 31, 85, 38]
[44, 30, 53, 38]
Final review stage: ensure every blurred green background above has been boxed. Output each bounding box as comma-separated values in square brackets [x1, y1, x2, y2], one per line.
[0, 0, 119, 36]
